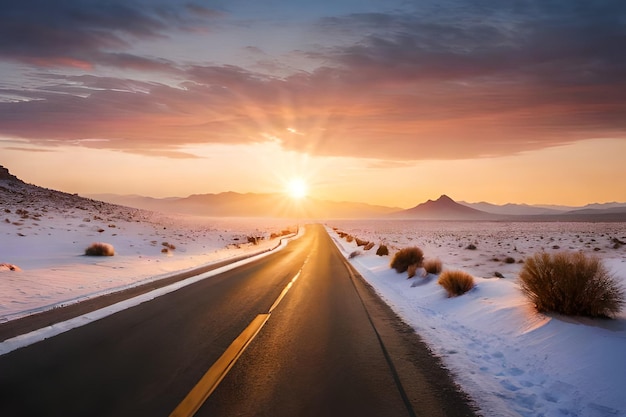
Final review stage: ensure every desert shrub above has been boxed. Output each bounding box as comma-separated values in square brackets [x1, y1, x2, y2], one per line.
[465, 243, 477, 250]
[407, 264, 419, 278]
[364, 242, 375, 251]
[85, 242, 115, 256]
[423, 258, 443, 275]
[346, 235, 354, 243]
[519, 251, 624, 318]
[494, 271, 504, 278]
[505, 256, 516, 264]
[161, 248, 169, 254]
[438, 270, 475, 297]
[376, 244, 389, 256]
[162, 242, 176, 250]
[355, 237, 369, 247]
[407, 264, 416, 278]
[0, 263, 21, 271]
[390, 247, 424, 273]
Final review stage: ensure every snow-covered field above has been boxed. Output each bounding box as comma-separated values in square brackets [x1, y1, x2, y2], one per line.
[0, 181, 297, 322]
[327, 220, 626, 417]
[3, 178, 626, 417]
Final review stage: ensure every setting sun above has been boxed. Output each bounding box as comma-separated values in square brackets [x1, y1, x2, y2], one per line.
[286, 178, 308, 199]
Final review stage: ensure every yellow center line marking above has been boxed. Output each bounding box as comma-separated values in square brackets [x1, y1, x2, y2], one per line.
[269, 270, 301, 313]
[169, 314, 270, 417]
[170, 257, 309, 417]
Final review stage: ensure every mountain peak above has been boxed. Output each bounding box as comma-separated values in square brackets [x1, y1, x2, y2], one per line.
[392, 194, 492, 219]
[436, 194, 454, 202]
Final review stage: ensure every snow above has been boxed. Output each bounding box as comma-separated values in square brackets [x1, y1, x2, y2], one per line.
[327, 220, 626, 417]
[0, 185, 298, 322]
[0, 234, 298, 356]
[2, 183, 626, 416]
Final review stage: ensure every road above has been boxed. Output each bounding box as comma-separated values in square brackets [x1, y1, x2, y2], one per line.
[0, 224, 476, 417]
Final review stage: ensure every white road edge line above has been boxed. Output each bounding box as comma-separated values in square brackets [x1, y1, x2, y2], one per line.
[0, 231, 304, 357]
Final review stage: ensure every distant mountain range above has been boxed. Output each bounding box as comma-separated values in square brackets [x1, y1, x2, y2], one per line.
[458, 200, 626, 216]
[2, 165, 625, 220]
[90, 192, 626, 221]
[392, 195, 626, 221]
[86, 192, 400, 219]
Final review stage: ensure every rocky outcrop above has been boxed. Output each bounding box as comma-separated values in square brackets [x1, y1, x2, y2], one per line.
[0, 165, 23, 183]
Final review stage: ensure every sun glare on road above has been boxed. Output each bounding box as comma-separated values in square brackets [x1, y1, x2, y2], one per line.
[286, 178, 308, 200]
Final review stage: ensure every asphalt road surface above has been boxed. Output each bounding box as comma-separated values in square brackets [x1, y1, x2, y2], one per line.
[0, 224, 477, 417]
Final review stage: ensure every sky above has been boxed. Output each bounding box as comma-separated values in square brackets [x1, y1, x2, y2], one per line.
[1, 0, 625, 208]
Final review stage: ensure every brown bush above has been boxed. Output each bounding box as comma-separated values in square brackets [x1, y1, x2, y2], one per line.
[519, 251, 624, 318]
[85, 242, 115, 256]
[355, 237, 370, 247]
[363, 242, 375, 251]
[376, 244, 389, 256]
[423, 258, 443, 275]
[390, 247, 424, 273]
[438, 270, 474, 297]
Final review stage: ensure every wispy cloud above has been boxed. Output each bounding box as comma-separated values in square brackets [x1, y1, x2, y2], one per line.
[0, 0, 624, 160]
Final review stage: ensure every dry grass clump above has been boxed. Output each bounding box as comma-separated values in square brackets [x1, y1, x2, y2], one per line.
[390, 247, 424, 273]
[162, 242, 176, 250]
[0, 263, 21, 272]
[376, 244, 389, 256]
[85, 242, 115, 256]
[438, 270, 475, 297]
[423, 258, 443, 275]
[364, 242, 375, 251]
[519, 251, 624, 318]
[355, 237, 370, 247]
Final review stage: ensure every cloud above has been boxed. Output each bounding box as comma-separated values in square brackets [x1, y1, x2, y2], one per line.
[0, 0, 215, 70]
[0, 0, 624, 161]
[3, 147, 56, 153]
